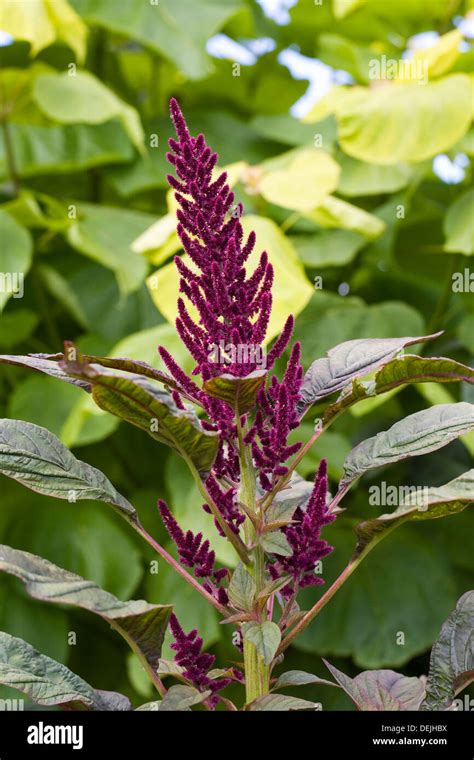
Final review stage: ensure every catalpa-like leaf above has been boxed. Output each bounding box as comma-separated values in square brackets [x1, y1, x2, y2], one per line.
[228, 562, 256, 612]
[203, 369, 266, 414]
[341, 403, 474, 487]
[421, 591, 474, 711]
[299, 333, 441, 410]
[354, 470, 474, 556]
[62, 360, 218, 473]
[324, 355, 474, 423]
[0, 419, 136, 521]
[0, 545, 172, 672]
[0, 632, 131, 711]
[324, 660, 426, 711]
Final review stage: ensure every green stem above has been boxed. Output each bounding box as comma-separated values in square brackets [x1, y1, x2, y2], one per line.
[236, 416, 270, 702]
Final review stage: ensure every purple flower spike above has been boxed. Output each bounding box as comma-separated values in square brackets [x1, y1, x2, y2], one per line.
[158, 500, 228, 597]
[165, 97, 276, 380]
[169, 614, 231, 707]
[270, 459, 336, 595]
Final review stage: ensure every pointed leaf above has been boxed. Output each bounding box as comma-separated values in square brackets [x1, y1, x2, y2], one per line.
[299, 333, 440, 409]
[354, 470, 474, 556]
[341, 403, 474, 487]
[0, 419, 136, 521]
[61, 360, 218, 473]
[421, 591, 474, 711]
[0, 545, 172, 672]
[325, 355, 474, 422]
[203, 370, 266, 414]
[272, 670, 336, 690]
[228, 562, 256, 612]
[247, 693, 320, 711]
[260, 531, 293, 557]
[244, 622, 281, 665]
[0, 353, 91, 390]
[159, 684, 211, 711]
[323, 660, 425, 711]
[0, 632, 130, 710]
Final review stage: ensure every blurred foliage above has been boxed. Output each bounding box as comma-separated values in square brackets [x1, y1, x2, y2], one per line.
[0, 0, 472, 709]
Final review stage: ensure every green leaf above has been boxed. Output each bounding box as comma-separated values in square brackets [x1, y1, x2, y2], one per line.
[33, 71, 144, 151]
[0, 353, 92, 391]
[272, 669, 336, 690]
[341, 403, 474, 487]
[324, 355, 474, 422]
[330, 75, 473, 163]
[264, 500, 298, 530]
[0, 0, 88, 62]
[259, 148, 340, 212]
[159, 684, 211, 711]
[323, 660, 425, 711]
[0, 418, 136, 522]
[337, 154, 414, 196]
[444, 189, 474, 255]
[66, 203, 152, 294]
[0, 632, 130, 710]
[0, 544, 172, 672]
[62, 360, 218, 473]
[421, 591, 474, 710]
[72, 0, 241, 80]
[260, 531, 293, 557]
[228, 562, 256, 612]
[0, 209, 33, 312]
[203, 370, 266, 415]
[0, 309, 38, 349]
[300, 333, 439, 408]
[247, 693, 320, 711]
[0, 122, 134, 179]
[304, 195, 385, 239]
[148, 214, 314, 345]
[291, 229, 366, 268]
[354, 469, 474, 556]
[244, 621, 281, 665]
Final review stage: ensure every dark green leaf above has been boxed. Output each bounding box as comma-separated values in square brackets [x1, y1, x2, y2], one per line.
[300, 333, 440, 409]
[0, 419, 136, 521]
[272, 670, 336, 690]
[421, 591, 474, 710]
[0, 545, 172, 672]
[354, 470, 474, 556]
[0, 632, 130, 711]
[341, 403, 474, 487]
[228, 562, 256, 612]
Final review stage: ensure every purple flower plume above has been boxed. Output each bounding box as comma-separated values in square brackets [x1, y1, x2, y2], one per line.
[158, 499, 229, 604]
[246, 341, 304, 490]
[269, 459, 336, 596]
[169, 614, 231, 707]
[162, 98, 293, 381]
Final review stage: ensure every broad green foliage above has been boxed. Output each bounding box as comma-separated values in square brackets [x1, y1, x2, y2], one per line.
[0, 0, 473, 712]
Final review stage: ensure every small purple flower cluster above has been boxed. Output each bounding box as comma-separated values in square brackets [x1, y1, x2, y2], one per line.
[169, 614, 231, 707]
[245, 342, 303, 490]
[269, 460, 336, 596]
[158, 499, 229, 605]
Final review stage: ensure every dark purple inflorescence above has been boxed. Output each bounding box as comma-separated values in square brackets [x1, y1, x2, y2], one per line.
[269, 459, 336, 596]
[169, 614, 231, 707]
